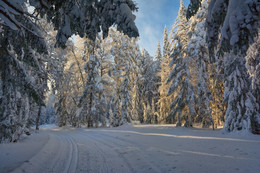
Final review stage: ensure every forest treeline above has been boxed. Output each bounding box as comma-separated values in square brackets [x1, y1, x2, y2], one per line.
[0, 0, 259, 142]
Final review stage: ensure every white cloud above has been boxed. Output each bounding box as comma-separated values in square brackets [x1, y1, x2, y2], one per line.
[133, 0, 190, 57]
[134, 0, 168, 56]
[138, 24, 161, 56]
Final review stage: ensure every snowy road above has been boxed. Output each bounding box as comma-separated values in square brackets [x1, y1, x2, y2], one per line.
[1, 125, 260, 173]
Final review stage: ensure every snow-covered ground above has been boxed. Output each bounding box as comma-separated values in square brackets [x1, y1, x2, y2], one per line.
[1, 124, 260, 173]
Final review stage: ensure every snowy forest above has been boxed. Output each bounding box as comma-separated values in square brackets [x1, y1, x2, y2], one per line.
[0, 0, 259, 143]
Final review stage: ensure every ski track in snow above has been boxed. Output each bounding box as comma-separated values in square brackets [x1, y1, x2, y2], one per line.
[1, 125, 260, 173]
[62, 134, 78, 173]
[2, 130, 79, 173]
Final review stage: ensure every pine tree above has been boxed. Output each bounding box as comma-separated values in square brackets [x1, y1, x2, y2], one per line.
[0, 0, 139, 141]
[163, 25, 170, 58]
[51, 39, 83, 127]
[157, 26, 172, 124]
[245, 37, 260, 90]
[208, 62, 225, 128]
[0, 0, 139, 47]
[223, 53, 260, 133]
[131, 49, 143, 122]
[186, 0, 203, 19]
[106, 29, 139, 126]
[78, 55, 104, 127]
[153, 42, 162, 121]
[206, 0, 260, 59]
[0, 17, 48, 142]
[95, 36, 114, 127]
[138, 50, 158, 123]
[120, 63, 132, 125]
[245, 37, 260, 133]
[167, 0, 196, 127]
[186, 0, 214, 128]
[155, 41, 162, 63]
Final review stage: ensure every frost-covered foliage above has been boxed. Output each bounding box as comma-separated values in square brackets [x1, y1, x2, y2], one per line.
[53, 29, 141, 128]
[0, 0, 139, 48]
[245, 36, 260, 90]
[204, 0, 260, 133]
[169, 0, 190, 51]
[179, 0, 260, 133]
[0, 15, 48, 142]
[105, 29, 139, 126]
[245, 38, 260, 128]
[157, 26, 172, 124]
[120, 64, 132, 125]
[155, 41, 162, 63]
[167, 0, 196, 127]
[78, 55, 103, 127]
[40, 94, 56, 125]
[186, 0, 203, 19]
[0, 0, 139, 142]
[206, 0, 260, 58]
[186, 0, 214, 128]
[138, 50, 158, 124]
[223, 53, 260, 133]
[152, 42, 162, 121]
[54, 36, 110, 127]
[163, 26, 170, 58]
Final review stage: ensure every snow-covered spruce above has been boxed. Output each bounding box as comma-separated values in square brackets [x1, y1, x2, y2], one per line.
[78, 55, 104, 128]
[0, 0, 139, 142]
[0, 0, 139, 47]
[245, 36, 260, 90]
[167, 0, 196, 127]
[206, 0, 260, 58]
[157, 26, 172, 124]
[186, 0, 214, 128]
[223, 53, 260, 133]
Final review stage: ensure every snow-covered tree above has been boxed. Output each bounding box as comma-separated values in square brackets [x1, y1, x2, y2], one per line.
[186, 0, 214, 128]
[206, 0, 260, 58]
[167, 0, 196, 127]
[245, 38, 260, 133]
[0, 0, 139, 47]
[157, 26, 172, 124]
[163, 25, 170, 58]
[223, 53, 260, 133]
[120, 63, 132, 125]
[186, 0, 203, 19]
[245, 36, 260, 90]
[0, 16, 48, 142]
[0, 0, 139, 141]
[49, 38, 84, 127]
[152, 42, 162, 121]
[40, 94, 56, 125]
[104, 29, 140, 126]
[208, 62, 225, 128]
[95, 36, 114, 127]
[155, 41, 162, 63]
[135, 50, 158, 124]
[78, 55, 104, 127]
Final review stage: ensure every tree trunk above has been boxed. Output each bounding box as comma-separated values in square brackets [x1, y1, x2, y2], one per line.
[36, 106, 41, 130]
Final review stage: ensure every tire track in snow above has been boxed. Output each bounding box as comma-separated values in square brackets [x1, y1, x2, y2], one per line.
[88, 133, 135, 173]
[95, 131, 167, 172]
[75, 130, 114, 173]
[97, 132, 164, 173]
[79, 130, 163, 173]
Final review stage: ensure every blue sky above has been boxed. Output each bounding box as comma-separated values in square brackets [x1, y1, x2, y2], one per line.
[134, 0, 190, 57]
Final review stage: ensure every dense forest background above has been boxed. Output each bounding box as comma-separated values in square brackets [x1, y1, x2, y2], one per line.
[0, 0, 259, 142]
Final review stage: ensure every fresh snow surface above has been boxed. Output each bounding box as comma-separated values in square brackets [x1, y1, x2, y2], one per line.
[1, 124, 260, 173]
